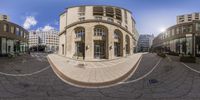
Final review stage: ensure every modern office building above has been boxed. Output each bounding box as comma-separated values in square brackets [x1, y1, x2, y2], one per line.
[138, 34, 154, 52]
[153, 13, 200, 56]
[0, 15, 29, 56]
[58, 5, 139, 60]
[29, 30, 59, 52]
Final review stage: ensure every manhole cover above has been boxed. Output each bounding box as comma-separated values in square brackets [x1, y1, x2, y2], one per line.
[149, 79, 158, 84]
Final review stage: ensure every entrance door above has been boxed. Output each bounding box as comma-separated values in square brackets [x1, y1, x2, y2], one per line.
[62, 44, 64, 55]
[114, 43, 120, 57]
[94, 44, 101, 59]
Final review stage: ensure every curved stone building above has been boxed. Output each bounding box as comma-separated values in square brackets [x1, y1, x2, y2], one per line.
[0, 15, 29, 56]
[153, 13, 200, 57]
[59, 5, 138, 60]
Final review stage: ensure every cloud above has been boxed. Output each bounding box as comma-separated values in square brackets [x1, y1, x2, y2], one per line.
[23, 16, 37, 29]
[36, 25, 56, 32]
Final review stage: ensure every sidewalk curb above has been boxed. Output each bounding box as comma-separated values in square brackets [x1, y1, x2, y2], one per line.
[47, 54, 142, 88]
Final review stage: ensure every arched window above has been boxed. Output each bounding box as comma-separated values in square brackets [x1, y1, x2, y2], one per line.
[126, 35, 130, 54]
[114, 32, 120, 39]
[126, 35, 130, 43]
[114, 30, 123, 57]
[94, 27, 106, 36]
[75, 28, 85, 38]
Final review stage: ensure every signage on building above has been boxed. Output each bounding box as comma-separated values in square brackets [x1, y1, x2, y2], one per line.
[186, 34, 192, 37]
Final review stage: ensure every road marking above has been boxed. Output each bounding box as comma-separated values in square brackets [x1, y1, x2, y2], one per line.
[182, 63, 200, 74]
[167, 55, 172, 62]
[0, 66, 50, 77]
[167, 55, 200, 74]
[119, 58, 162, 84]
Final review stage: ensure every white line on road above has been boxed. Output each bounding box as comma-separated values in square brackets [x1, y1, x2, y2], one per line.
[0, 66, 50, 77]
[119, 58, 162, 84]
[167, 55, 200, 74]
[182, 63, 200, 74]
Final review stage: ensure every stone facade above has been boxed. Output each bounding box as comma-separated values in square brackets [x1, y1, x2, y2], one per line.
[153, 13, 200, 57]
[177, 12, 200, 24]
[59, 5, 139, 60]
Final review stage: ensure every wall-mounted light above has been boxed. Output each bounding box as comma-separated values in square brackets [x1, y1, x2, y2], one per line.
[109, 46, 112, 50]
[86, 45, 90, 50]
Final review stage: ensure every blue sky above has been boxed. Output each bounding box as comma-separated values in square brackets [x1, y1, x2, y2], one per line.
[0, 0, 200, 35]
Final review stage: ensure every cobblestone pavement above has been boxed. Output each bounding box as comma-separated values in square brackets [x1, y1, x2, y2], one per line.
[0, 53, 200, 100]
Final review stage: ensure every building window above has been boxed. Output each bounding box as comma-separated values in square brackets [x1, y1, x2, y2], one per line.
[196, 23, 200, 31]
[79, 17, 85, 21]
[195, 13, 199, 20]
[3, 24, 9, 32]
[94, 27, 106, 36]
[78, 6, 85, 17]
[187, 14, 192, 21]
[93, 6, 104, 16]
[188, 25, 192, 32]
[183, 26, 187, 32]
[114, 32, 120, 39]
[3, 15, 7, 20]
[172, 29, 175, 36]
[95, 16, 102, 20]
[11, 26, 15, 34]
[75, 28, 85, 38]
[176, 28, 179, 34]
[105, 7, 114, 17]
[16, 27, 20, 36]
[124, 10, 128, 24]
[79, 6, 85, 12]
[78, 13, 85, 16]
[75, 42, 85, 57]
[21, 30, 24, 37]
[107, 18, 114, 22]
[115, 8, 122, 21]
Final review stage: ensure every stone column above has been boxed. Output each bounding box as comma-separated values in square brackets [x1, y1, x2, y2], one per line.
[84, 24, 94, 61]
[108, 27, 114, 59]
[130, 36, 134, 55]
[122, 33, 126, 57]
[66, 28, 74, 58]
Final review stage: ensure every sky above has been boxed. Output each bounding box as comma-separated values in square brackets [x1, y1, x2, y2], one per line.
[0, 0, 200, 36]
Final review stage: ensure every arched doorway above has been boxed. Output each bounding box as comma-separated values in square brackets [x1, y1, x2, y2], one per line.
[93, 25, 108, 59]
[114, 29, 123, 57]
[74, 27, 85, 59]
[126, 35, 130, 55]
